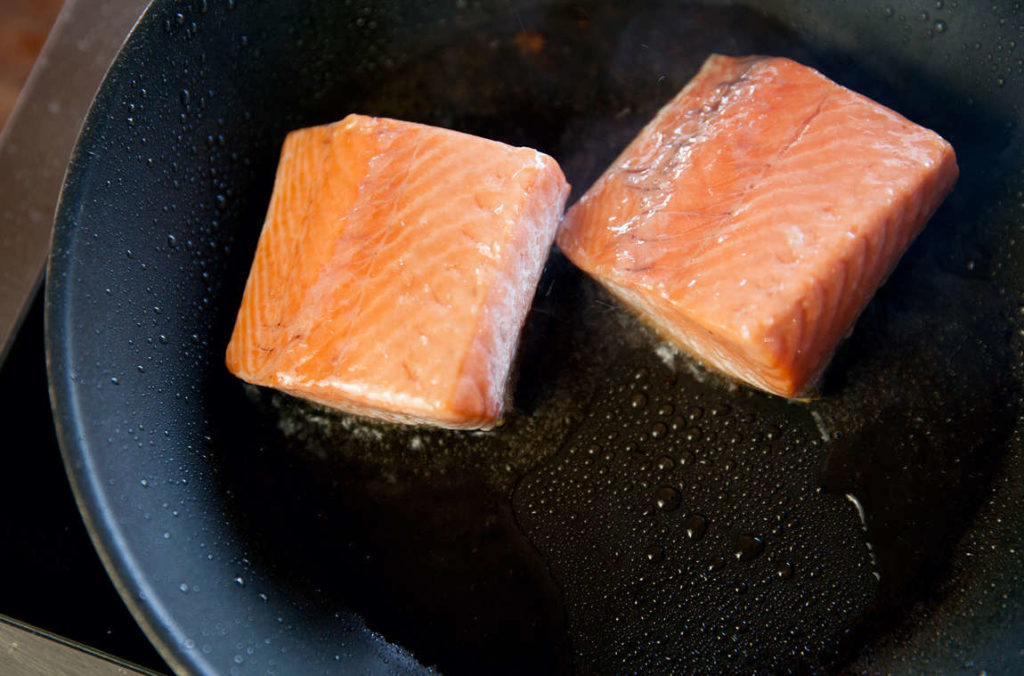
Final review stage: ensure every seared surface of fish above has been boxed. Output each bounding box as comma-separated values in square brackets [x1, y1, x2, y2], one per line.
[557, 54, 958, 397]
[227, 114, 569, 428]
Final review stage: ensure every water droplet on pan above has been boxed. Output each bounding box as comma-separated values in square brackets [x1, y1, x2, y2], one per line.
[735, 535, 765, 562]
[682, 514, 708, 541]
[654, 486, 682, 512]
[775, 562, 795, 580]
[645, 545, 665, 563]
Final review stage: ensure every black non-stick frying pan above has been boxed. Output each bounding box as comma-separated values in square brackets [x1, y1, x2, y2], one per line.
[46, 0, 1024, 673]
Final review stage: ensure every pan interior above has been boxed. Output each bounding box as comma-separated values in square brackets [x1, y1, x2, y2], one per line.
[47, 0, 1024, 674]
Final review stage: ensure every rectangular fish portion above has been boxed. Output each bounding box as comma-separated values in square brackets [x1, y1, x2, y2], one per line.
[556, 54, 958, 397]
[227, 114, 570, 428]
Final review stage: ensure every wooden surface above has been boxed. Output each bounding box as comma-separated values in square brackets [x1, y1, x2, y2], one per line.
[0, 616, 154, 675]
[0, 0, 64, 131]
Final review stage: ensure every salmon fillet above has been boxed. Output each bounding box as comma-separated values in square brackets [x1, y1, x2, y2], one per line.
[226, 114, 570, 428]
[557, 54, 958, 398]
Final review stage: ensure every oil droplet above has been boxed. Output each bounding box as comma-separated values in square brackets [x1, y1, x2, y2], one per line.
[735, 534, 765, 562]
[682, 514, 708, 541]
[110, 377, 120, 385]
[139, 479, 149, 488]
[678, 450, 694, 466]
[645, 545, 665, 563]
[650, 422, 668, 439]
[683, 427, 702, 442]
[935, 19, 947, 32]
[654, 486, 682, 512]
[657, 404, 674, 416]
[884, 7, 894, 17]
[630, 392, 648, 409]
[167, 234, 177, 247]
[775, 561, 795, 580]
[234, 576, 246, 587]
[179, 583, 189, 593]
[180, 89, 190, 105]
[656, 456, 675, 471]
[733, 582, 748, 595]
[707, 555, 726, 572]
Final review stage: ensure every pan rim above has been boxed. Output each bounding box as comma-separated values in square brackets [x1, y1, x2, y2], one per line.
[44, 5, 215, 674]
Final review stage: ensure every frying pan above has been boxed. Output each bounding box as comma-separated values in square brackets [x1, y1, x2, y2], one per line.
[46, 0, 1024, 673]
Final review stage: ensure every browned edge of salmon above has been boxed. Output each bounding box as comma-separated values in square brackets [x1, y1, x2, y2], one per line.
[556, 54, 958, 398]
